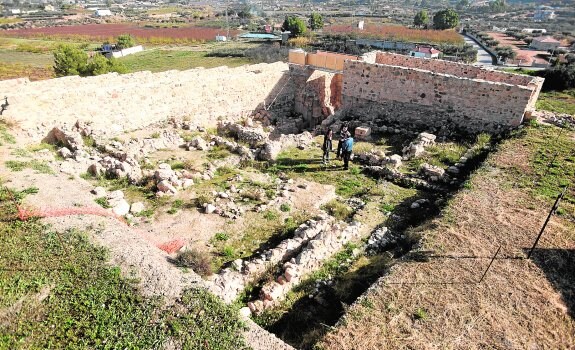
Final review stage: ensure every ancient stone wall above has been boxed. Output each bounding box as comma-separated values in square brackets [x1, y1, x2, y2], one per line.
[341, 60, 535, 133]
[374, 52, 536, 86]
[291, 65, 342, 129]
[0, 62, 294, 136]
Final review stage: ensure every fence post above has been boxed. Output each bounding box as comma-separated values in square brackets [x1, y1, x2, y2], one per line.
[527, 186, 568, 259]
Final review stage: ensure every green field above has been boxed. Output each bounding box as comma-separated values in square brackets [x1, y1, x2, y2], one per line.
[537, 89, 575, 115]
[119, 48, 252, 72]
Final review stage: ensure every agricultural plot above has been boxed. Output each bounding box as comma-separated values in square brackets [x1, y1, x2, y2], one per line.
[0, 24, 238, 44]
[325, 24, 463, 45]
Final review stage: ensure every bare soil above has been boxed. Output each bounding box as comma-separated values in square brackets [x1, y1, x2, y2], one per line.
[319, 128, 575, 349]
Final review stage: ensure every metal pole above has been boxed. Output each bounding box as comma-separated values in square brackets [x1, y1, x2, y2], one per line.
[478, 245, 501, 284]
[527, 186, 568, 259]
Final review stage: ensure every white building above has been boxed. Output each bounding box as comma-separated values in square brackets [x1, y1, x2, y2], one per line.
[94, 9, 112, 16]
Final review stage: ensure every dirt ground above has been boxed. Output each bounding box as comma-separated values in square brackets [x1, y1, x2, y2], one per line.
[319, 128, 575, 349]
[487, 32, 549, 66]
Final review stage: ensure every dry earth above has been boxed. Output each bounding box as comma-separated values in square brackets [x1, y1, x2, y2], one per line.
[320, 128, 575, 349]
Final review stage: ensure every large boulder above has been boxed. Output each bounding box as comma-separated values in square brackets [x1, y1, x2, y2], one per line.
[45, 127, 84, 151]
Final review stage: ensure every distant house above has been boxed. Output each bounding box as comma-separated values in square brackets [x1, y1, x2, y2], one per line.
[534, 6, 556, 22]
[94, 9, 112, 16]
[409, 46, 441, 59]
[44, 4, 55, 11]
[530, 36, 560, 51]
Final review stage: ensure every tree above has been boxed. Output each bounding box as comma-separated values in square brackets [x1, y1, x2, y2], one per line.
[495, 46, 516, 62]
[53, 44, 127, 77]
[309, 13, 323, 31]
[116, 34, 136, 50]
[433, 8, 460, 30]
[282, 16, 307, 37]
[413, 10, 429, 28]
[53, 44, 88, 77]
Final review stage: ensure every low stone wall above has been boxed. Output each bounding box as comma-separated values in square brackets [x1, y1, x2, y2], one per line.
[0, 62, 294, 137]
[342, 60, 535, 133]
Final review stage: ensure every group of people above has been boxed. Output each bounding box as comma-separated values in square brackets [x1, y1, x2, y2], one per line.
[322, 123, 354, 170]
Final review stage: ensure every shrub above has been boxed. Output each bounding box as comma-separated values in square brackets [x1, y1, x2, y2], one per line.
[175, 249, 213, 277]
[214, 232, 229, 241]
[279, 203, 291, 212]
[323, 199, 353, 221]
[116, 34, 136, 49]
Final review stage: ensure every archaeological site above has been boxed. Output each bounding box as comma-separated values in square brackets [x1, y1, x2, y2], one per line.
[1, 49, 574, 350]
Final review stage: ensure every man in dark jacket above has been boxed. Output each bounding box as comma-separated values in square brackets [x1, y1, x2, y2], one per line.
[322, 128, 333, 164]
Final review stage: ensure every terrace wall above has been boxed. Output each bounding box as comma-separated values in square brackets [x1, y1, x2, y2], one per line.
[342, 60, 534, 133]
[0, 62, 294, 135]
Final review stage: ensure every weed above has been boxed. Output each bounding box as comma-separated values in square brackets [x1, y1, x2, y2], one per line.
[214, 232, 230, 241]
[413, 307, 428, 320]
[360, 297, 375, 309]
[151, 132, 160, 139]
[82, 135, 96, 148]
[323, 199, 353, 221]
[5, 160, 53, 174]
[280, 203, 291, 212]
[222, 246, 236, 259]
[381, 203, 396, 213]
[94, 197, 110, 208]
[207, 145, 232, 160]
[174, 249, 213, 277]
[263, 209, 280, 220]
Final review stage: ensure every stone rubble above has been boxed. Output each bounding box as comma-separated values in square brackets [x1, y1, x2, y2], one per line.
[210, 215, 334, 303]
[402, 132, 436, 159]
[247, 221, 361, 314]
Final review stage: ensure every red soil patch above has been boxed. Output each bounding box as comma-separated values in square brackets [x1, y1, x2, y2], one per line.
[0, 23, 237, 41]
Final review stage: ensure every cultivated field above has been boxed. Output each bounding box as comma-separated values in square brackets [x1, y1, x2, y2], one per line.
[325, 24, 463, 45]
[0, 23, 238, 44]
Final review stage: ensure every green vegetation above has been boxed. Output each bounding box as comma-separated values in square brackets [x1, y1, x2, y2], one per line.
[116, 34, 136, 49]
[94, 196, 111, 208]
[309, 13, 324, 31]
[322, 199, 353, 221]
[268, 146, 376, 198]
[5, 160, 53, 174]
[537, 89, 575, 115]
[174, 249, 214, 277]
[414, 10, 429, 28]
[433, 8, 460, 30]
[0, 187, 247, 349]
[279, 203, 291, 212]
[119, 49, 251, 73]
[0, 122, 16, 146]
[511, 124, 575, 218]
[53, 44, 127, 77]
[282, 16, 307, 37]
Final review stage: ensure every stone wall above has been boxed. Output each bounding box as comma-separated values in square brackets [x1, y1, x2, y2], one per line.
[0, 62, 294, 136]
[291, 65, 342, 129]
[374, 52, 536, 86]
[341, 60, 535, 133]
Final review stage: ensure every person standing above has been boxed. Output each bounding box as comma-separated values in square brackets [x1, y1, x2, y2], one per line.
[342, 136, 354, 170]
[336, 123, 351, 159]
[322, 128, 333, 164]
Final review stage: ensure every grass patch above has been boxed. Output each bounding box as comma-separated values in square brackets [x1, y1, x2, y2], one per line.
[268, 146, 376, 198]
[0, 122, 16, 146]
[322, 199, 353, 221]
[537, 89, 575, 115]
[119, 49, 251, 73]
[207, 145, 233, 160]
[5, 160, 53, 174]
[0, 187, 248, 349]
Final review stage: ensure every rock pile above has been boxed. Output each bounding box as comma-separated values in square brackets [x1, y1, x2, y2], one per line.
[153, 163, 194, 196]
[247, 221, 362, 314]
[402, 132, 436, 159]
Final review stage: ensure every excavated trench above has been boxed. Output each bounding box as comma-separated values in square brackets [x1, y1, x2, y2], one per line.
[245, 133, 495, 350]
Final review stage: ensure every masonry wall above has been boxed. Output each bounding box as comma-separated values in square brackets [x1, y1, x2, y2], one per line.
[291, 65, 341, 129]
[0, 62, 294, 135]
[342, 60, 534, 132]
[375, 52, 535, 86]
